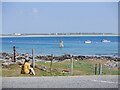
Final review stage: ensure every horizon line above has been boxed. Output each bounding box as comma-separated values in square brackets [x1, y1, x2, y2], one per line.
[1, 0, 119, 2]
[1, 32, 118, 34]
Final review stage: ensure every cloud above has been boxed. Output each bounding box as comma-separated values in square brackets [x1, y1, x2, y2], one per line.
[32, 8, 39, 14]
[19, 10, 23, 14]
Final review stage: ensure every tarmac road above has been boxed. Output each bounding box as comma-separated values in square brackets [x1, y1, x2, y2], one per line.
[2, 75, 119, 88]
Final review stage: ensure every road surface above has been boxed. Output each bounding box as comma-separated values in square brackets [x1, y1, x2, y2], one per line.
[2, 75, 119, 88]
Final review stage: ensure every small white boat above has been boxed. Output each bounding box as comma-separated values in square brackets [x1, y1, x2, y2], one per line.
[84, 40, 92, 44]
[101, 39, 111, 43]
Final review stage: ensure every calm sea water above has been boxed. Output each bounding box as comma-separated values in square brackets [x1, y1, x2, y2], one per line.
[0, 36, 118, 56]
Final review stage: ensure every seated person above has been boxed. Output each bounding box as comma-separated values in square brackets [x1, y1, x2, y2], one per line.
[21, 58, 35, 75]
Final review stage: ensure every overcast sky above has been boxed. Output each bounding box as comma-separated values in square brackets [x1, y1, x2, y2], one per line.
[2, 2, 118, 34]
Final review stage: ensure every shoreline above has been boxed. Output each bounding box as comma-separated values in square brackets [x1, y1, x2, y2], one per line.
[1, 52, 119, 62]
[1, 51, 118, 57]
[0, 34, 119, 37]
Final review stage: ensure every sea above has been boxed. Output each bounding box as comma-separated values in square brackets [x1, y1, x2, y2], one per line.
[0, 36, 119, 57]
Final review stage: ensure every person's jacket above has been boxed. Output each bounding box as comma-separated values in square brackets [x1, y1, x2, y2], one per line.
[21, 62, 30, 74]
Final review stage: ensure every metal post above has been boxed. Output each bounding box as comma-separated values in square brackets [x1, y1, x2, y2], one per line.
[71, 56, 74, 75]
[98, 63, 103, 75]
[32, 49, 35, 68]
[95, 64, 97, 75]
[100, 64, 102, 75]
[13, 46, 16, 62]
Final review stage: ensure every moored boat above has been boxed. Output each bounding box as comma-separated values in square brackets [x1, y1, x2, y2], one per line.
[84, 40, 92, 44]
[101, 39, 111, 43]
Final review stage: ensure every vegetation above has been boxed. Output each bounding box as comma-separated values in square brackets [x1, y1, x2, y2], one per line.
[2, 59, 119, 77]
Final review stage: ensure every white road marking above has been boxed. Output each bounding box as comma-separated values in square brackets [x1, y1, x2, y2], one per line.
[92, 80, 118, 84]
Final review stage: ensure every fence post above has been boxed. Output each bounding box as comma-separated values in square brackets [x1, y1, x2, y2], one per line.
[32, 49, 35, 68]
[50, 54, 53, 73]
[95, 64, 97, 75]
[13, 46, 16, 62]
[98, 63, 100, 75]
[71, 56, 74, 75]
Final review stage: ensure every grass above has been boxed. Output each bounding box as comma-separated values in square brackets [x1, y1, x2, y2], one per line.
[2, 59, 119, 77]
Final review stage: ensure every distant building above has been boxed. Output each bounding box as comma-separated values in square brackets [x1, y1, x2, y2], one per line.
[13, 33, 21, 36]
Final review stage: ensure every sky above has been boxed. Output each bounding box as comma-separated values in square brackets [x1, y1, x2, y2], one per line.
[2, 2, 118, 34]
[0, 2, 2, 34]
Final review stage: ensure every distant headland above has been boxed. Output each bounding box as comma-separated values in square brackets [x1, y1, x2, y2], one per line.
[0, 33, 118, 37]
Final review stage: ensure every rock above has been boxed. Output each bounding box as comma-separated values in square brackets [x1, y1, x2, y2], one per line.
[40, 66, 47, 71]
[2, 62, 10, 68]
[61, 69, 70, 74]
[16, 60, 23, 65]
[105, 60, 118, 68]
[35, 65, 47, 71]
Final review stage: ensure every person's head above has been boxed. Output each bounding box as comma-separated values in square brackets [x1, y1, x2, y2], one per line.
[25, 57, 30, 62]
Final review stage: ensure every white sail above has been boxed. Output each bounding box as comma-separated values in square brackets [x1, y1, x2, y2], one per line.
[60, 40, 64, 48]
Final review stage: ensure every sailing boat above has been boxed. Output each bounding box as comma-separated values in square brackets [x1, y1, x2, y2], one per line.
[60, 40, 64, 48]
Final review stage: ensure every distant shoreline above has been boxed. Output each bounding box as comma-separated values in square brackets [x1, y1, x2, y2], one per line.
[0, 34, 119, 37]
